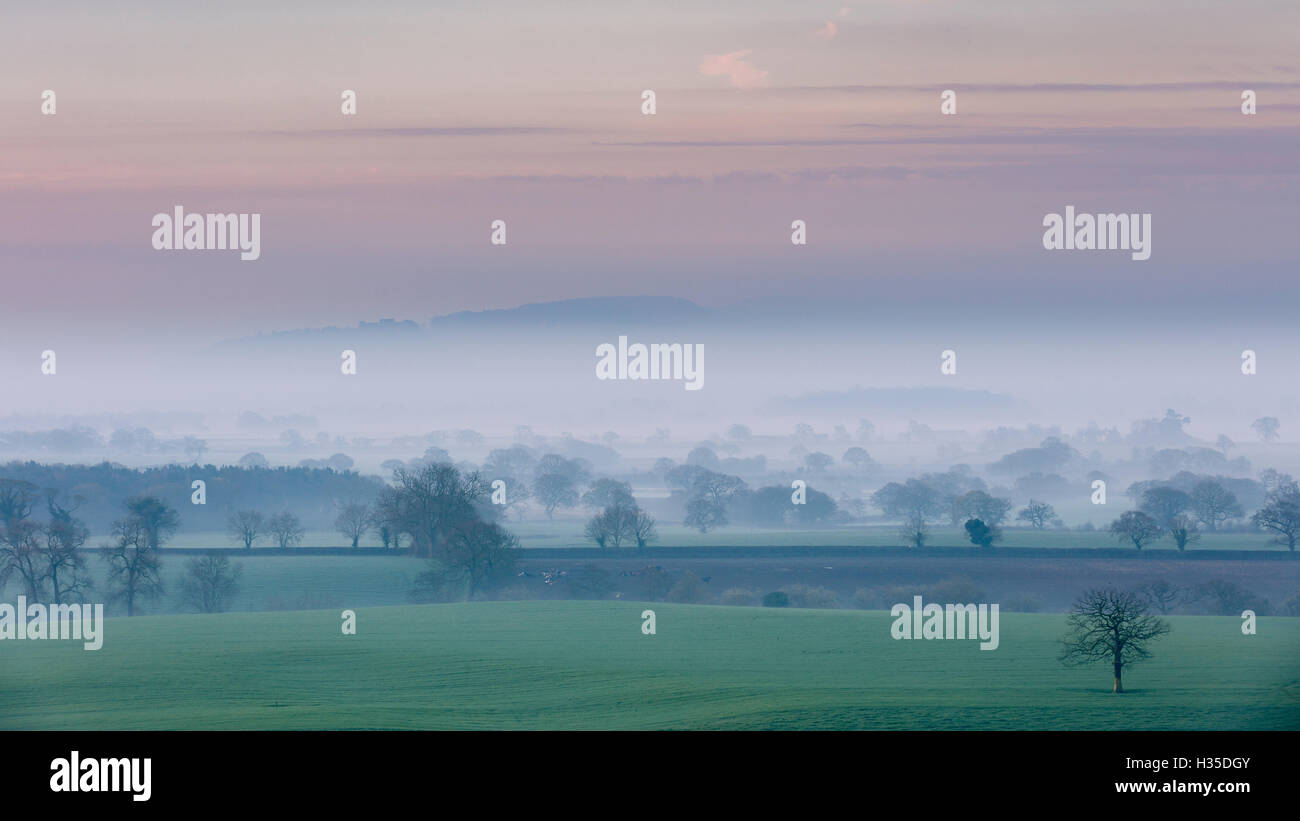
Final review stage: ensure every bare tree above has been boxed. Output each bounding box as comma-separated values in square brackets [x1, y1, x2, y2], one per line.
[630, 508, 658, 550]
[1166, 513, 1201, 551]
[415, 520, 521, 599]
[0, 518, 45, 601]
[1135, 581, 1182, 614]
[180, 553, 242, 613]
[684, 497, 727, 533]
[123, 496, 180, 551]
[1059, 588, 1170, 693]
[873, 479, 944, 549]
[41, 493, 91, 603]
[334, 502, 370, 549]
[373, 463, 492, 556]
[583, 503, 656, 549]
[267, 512, 305, 549]
[227, 510, 265, 549]
[1251, 485, 1300, 551]
[1016, 500, 1059, 529]
[1138, 486, 1191, 530]
[1109, 510, 1161, 550]
[584, 505, 631, 548]
[104, 514, 165, 616]
[1190, 481, 1243, 531]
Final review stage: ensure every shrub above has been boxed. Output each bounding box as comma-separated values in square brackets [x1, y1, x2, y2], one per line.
[179, 553, 242, 614]
[762, 591, 790, 607]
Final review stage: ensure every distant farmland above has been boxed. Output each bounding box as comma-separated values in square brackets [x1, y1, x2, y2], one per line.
[3, 603, 1297, 730]
[165, 523, 1291, 551]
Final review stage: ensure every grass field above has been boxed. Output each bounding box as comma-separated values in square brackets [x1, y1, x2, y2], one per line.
[168, 523, 1286, 551]
[49, 551, 1300, 618]
[3, 602, 1297, 730]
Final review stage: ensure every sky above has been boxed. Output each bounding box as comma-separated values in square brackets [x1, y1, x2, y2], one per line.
[0, 1, 1298, 439]
[2, 1, 1298, 336]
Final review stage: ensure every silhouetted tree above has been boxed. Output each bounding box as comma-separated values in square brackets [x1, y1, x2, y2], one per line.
[267, 511, 305, 549]
[1190, 480, 1243, 531]
[1016, 500, 1059, 529]
[1252, 484, 1300, 550]
[334, 502, 370, 548]
[180, 553, 242, 613]
[104, 498, 171, 616]
[227, 510, 265, 549]
[1109, 510, 1161, 550]
[1059, 588, 1170, 693]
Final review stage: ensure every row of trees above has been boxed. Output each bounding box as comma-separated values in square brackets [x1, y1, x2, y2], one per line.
[0, 479, 182, 615]
[227, 510, 307, 549]
[869, 470, 1297, 550]
[1110, 477, 1300, 550]
[581, 480, 657, 549]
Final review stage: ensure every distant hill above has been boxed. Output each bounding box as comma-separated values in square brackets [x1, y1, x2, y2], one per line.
[432, 296, 710, 327]
[216, 296, 712, 347]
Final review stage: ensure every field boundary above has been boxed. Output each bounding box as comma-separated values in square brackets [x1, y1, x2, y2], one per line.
[120, 545, 1300, 560]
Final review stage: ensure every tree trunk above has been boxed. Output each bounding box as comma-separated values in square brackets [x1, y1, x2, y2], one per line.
[1113, 662, 1123, 694]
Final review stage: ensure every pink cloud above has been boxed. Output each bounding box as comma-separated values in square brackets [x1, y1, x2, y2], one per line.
[815, 21, 838, 40]
[699, 49, 769, 89]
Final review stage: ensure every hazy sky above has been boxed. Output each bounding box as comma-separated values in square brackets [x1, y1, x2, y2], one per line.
[1, 0, 1297, 342]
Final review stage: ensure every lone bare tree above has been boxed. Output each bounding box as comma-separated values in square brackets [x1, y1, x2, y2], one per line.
[1060, 588, 1170, 694]
[0, 480, 44, 600]
[334, 502, 371, 549]
[267, 511, 305, 549]
[1016, 500, 1059, 529]
[227, 510, 265, 549]
[41, 493, 91, 603]
[180, 553, 242, 613]
[104, 504, 169, 616]
[1251, 484, 1300, 551]
[1109, 510, 1161, 550]
[872, 479, 944, 549]
[1135, 580, 1182, 614]
[1189, 480, 1243, 531]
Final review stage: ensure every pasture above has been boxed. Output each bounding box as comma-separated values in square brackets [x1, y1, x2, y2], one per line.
[2, 603, 1297, 730]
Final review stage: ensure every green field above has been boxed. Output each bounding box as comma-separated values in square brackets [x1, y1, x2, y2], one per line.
[169, 523, 1285, 551]
[3, 602, 1296, 730]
